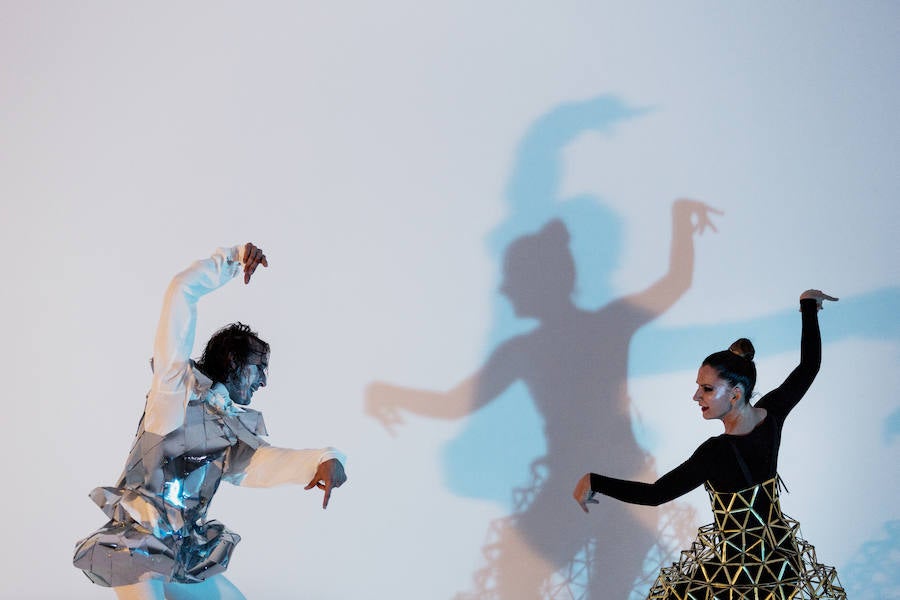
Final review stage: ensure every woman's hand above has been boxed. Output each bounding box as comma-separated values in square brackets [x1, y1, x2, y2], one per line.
[800, 289, 839, 310]
[242, 242, 268, 284]
[573, 473, 599, 514]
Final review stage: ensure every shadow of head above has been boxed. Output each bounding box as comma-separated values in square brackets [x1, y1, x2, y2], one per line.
[499, 219, 575, 319]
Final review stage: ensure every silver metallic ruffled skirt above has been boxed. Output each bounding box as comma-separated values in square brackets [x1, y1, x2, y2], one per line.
[73, 398, 267, 587]
[72, 500, 239, 587]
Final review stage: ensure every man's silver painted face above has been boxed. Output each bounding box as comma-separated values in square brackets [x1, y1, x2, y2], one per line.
[226, 352, 268, 405]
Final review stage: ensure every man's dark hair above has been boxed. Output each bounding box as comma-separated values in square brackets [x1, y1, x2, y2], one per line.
[196, 322, 269, 384]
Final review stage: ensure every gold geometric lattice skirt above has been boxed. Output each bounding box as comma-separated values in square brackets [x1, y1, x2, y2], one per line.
[647, 477, 846, 600]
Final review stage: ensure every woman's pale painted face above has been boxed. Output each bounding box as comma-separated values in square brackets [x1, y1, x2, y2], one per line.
[693, 364, 737, 420]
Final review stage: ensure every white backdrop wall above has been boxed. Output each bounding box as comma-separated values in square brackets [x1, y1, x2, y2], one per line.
[1, 2, 898, 599]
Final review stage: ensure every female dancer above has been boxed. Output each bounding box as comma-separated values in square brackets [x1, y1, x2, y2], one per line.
[574, 289, 846, 599]
[74, 243, 347, 599]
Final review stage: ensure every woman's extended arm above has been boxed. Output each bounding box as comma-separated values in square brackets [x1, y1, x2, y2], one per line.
[574, 441, 713, 511]
[755, 290, 837, 417]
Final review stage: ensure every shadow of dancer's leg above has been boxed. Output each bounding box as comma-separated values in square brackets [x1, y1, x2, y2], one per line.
[492, 475, 655, 600]
[586, 504, 656, 600]
[491, 517, 559, 600]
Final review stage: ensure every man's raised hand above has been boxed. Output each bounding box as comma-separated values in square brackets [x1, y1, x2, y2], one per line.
[242, 242, 268, 284]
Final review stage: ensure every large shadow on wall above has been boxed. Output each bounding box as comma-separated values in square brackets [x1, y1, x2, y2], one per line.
[366, 96, 900, 599]
[368, 96, 716, 599]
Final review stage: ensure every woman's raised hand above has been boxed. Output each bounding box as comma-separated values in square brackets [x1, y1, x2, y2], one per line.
[800, 289, 839, 310]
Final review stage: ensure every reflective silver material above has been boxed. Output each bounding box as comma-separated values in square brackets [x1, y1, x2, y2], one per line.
[74, 368, 268, 587]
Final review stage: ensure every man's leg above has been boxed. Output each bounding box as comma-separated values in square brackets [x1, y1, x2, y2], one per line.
[114, 579, 165, 600]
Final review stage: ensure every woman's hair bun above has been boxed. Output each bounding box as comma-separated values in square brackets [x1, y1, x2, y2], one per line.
[728, 338, 755, 361]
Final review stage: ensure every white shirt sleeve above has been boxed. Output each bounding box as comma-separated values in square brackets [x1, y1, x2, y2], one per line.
[230, 446, 347, 488]
[144, 245, 244, 436]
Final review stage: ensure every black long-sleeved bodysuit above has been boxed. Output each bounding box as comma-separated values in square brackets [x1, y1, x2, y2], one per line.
[591, 298, 821, 505]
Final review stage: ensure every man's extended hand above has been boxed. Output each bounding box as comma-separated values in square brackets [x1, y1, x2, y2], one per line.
[304, 458, 347, 509]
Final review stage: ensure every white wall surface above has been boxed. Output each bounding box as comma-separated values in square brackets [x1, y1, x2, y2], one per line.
[1, 2, 897, 598]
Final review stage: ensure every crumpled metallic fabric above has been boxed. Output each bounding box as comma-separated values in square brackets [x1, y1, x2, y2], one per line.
[647, 477, 846, 599]
[73, 394, 268, 587]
